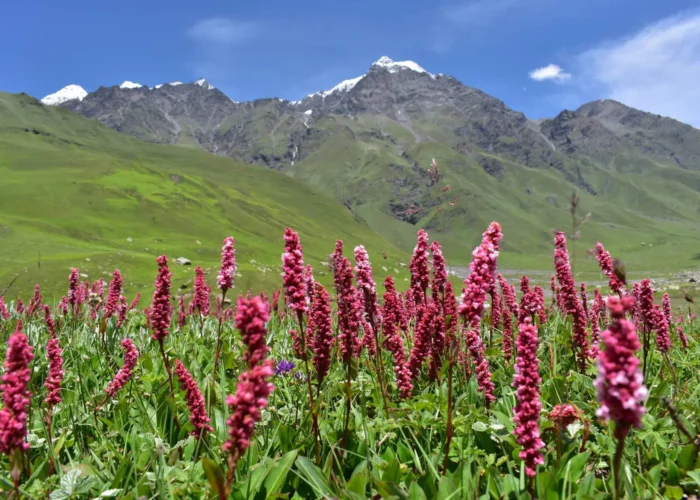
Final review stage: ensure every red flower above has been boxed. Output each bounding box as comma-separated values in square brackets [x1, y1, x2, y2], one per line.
[409, 230, 431, 305]
[105, 338, 139, 399]
[354, 245, 380, 325]
[406, 304, 435, 380]
[534, 286, 547, 323]
[498, 274, 519, 318]
[466, 327, 496, 404]
[117, 296, 128, 327]
[431, 240, 448, 304]
[310, 283, 334, 384]
[217, 236, 237, 294]
[594, 242, 626, 295]
[676, 324, 689, 349]
[224, 297, 274, 460]
[382, 277, 413, 398]
[0, 323, 34, 455]
[67, 268, 80, 314]
[104, 270, 123, 320]
[490, 290, 502, 332]
[192, 266, 211, 316]
[150, 255, 172, 342]
[502, 304, 514, 365]
[128, 293, 141, 311]
[44, 307, 63, 408]
[459, 222, 503, 328]
[334, 251, 363, 362]
[513, 318, 544, 477]
[178, 296, 187, 328]
[549, 404, 580, 429]
[26, 284, 42, 317]
[282, 228, 308, 314]
[175, 360, 213, 437]
[595, 296, 646, 439]
[553, 232, 589, 371]
[662, 293, 672, 327]
[0, 297, 9, 321]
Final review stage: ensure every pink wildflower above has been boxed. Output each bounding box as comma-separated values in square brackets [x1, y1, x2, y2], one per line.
[595, 297, 647, 439]
[404, 288, 416, 323]
[175, 360, 213, 437]
[676, 324, 689, 349]
[409, 230, 430, 306]
[354, 245, 380, 325]
[15, 299, 24, 315]
[282, 228, 308, 314]
[128, 293, 141, 311]
[104, 270, 123, 320]
[490, 289, 502, 331]
[0, 297, 9, 321]
[303, 265, 315, 304]
[595, 243, 626, 295]
[553, 232, 589, 370]
[67, 268, 79, 314]
[466, 327, 496, 404]
[534, 286, 547, 323]
[217, 236, 237, 294]
[431, 240, 448, 303]
[0, 323, 34, 455]
[498, 274, 519, 318]
[502, 303, 514, 365]
[105, 339, 139, 399]
[513, 318, 545, 477]
[26, 284, 42, 317]
[310, 283, 334, 384]
[382, 277, 413, 398]
[662, 293, 672, 327]
[335, 254, 362, 362]
[117, 296, 127, 327]
[459, 222, 503, 328]
[549, 404, 579, 428]
[223, 297, 274, 462]
[580, 282, 589, 318]
[519, 276, 539, 323]
[192, 266, 210, 316]
[150, 255, 172, 342]
[652, 306, 671, 353]
[57, 296, 68, 316]
[44, 307, 63, 408]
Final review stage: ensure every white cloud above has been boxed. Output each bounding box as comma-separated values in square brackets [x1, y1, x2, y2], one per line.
[187, 18, 261, 46]
[577, 10, 700, 125]
[529, 64, 572, 82]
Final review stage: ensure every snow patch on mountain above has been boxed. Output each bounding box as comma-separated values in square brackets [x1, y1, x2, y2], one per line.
[40, 85, 88, 106]
[195, 79, 215, 90]
[120, 81, 143, 89]
[372, 56, 435, 78]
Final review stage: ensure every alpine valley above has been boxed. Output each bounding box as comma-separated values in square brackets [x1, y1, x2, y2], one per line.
[2, 56, 700, 295]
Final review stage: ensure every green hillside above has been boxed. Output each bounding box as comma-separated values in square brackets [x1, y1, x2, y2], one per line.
[285, 113, 700, 281]
[0, 92, 407, 299]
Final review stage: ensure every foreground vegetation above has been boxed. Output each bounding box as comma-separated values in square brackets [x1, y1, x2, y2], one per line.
[0, 223, 697, 499]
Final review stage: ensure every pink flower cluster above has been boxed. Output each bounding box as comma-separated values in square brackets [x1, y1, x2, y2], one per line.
[595, 297, 647, 440]
[430, 240, 448, 303]
[192, 266, 210, 316]
[513, 318, 545, 477]
[490, 290, 502, 331]
[0, 297, 9, 320]
[0, 324, 34, 455]
[409, 230, 430, 305]
[333, 246, 362, 362]
[68, 268, 80, 314]
[549, 404, 579, 428]
[354, 245, 379, 325]
[224, 297, 274, 460]
[26, 284, 42, 317]
[677, 324, 689, 349]
[594, 242, 626, 295]
[518, 276, 539, 323]
[44, 306, 63, 408]
[217, 236, 237, 294]
[105, 339, 139, 398]
[175, 360, 213, 438]
[459, 222, 503, 328]
[498, 274, 518, 318]
[553, 232, 589, 370]
[466, 327, 496, 404]
[382, 277, 413, 398]
[104, 270, 123, 320]
[407, 304, 438, 380]
[150, 255, 172, 342]
[310, 283, 334, 384]
[282, 228, 308, 314]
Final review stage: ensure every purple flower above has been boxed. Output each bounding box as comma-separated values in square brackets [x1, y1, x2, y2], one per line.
[275, 359, 296, 375]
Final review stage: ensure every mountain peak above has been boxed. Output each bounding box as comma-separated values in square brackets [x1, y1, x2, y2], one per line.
[194, 78, 215, 90]
[370, 56, 434, 78]
[41, 84, 88, 106]
[119, 81, 143, 89]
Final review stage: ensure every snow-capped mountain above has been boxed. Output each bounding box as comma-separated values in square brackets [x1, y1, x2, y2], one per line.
[40, 85, 88, 106]
[119, 81, 143, 89]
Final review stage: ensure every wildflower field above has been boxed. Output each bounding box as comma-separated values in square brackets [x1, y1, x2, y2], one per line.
[0, 222, 698, 499]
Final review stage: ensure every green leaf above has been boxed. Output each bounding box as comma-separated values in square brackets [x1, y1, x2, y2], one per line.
[666, 459, 680, 486]
[437, 476, 458, 500]
[383, 459, 401, 483]
[201, 457, 226, 499]
[262, 450, 298, 496]
[295, 456, 331, 497]
[664, 485, 684, 499]
[346, 470, 367, 496]
[408, 482, 428, 500]
[374, 479, 409, 500]
[677, 444, 695, 471]
[99, 489, 124, 498]
[647, 463, 663, 488]
[566, 451, 590, 483]
[682, 470, 700, 487]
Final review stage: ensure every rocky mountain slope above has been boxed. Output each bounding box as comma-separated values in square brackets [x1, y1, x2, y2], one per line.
[39, 57, 700, 268]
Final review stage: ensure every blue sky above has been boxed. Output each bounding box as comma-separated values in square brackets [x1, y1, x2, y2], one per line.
[3, 0, 700, 123]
